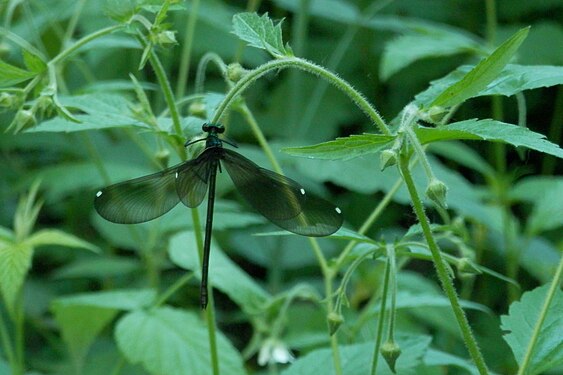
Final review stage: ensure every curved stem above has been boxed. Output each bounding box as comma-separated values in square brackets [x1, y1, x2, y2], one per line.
[398, 153, 489, 375]
[51, 24, 123, 65]
[195, 52, 227, 95]
[370, 258, 390, 375]
[211, 57, 390, 135]
[238, 103, 283, 173]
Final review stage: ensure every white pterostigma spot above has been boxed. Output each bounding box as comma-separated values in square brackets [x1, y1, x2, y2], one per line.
[96, 191, 103, 197]
[175, 172, 179, 178]
[335, 207, 342, 214]
[300, 188, 306, 195]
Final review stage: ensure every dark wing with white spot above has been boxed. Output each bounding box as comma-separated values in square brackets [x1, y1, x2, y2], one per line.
[222, 149, 343, 236]
[94, 163, 183, 224]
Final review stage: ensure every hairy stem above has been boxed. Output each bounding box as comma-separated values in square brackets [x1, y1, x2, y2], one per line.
[398, 153, 489, 375]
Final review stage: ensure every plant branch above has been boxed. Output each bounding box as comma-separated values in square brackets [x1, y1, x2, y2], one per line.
[398, 153, 489, 375]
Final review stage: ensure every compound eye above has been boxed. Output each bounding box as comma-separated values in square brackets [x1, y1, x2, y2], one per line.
[217, 126, 225, 134]
[202, 124, 209, 132]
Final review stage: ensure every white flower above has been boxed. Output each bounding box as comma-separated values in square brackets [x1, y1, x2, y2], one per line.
[257, 338, 295, 366]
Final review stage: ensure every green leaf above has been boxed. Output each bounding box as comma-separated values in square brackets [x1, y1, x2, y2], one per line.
[415, 119, 563, 159]
[51, 289, 155, 367]
[380, 31, 481, 81]
[256, 227, 379, 245]
[27, 94, 148, 132]
[52, 256, 140, 280]
[232, 12, 292, 58]
[0, 242, 33, 316]
[501, 284, 563, 374]
[424, 348, 484, 374]
[283, 134, 394, 160]
[416, 64, 563, 105]
[115, 307, 245, 375]
[527, 185, 563, 234]
[169, 231, 270, 311]
[22, 49, 47, 73]
[282, 334, 430, 374]
[430, 27, 530, 108]
[0, 59, 38, 87]
[374, 291, 491, 314]
[25, 229, 100, 252]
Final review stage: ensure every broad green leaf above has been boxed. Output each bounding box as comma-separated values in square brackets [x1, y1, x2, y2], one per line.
[510, 177, 563, 233]
[415, 119, 563, 159]
[0, 242, 33, 316]
[416, 64, 563, 105]
[52, 303, 118, 367]
[424, 348, 483, 374]
[0, 59, 37, 87]
[519, 237, 560, 284]
[255, 227, 378, 245]
[374, 291, 491, 314]
[526, 184, 563, 234]
[232, 12, 292, 58]
[27, 94, 148, 132]
[380, 32, 481, 81]
[25, 229, 100, 253]
[169, 231, 270, 311]
[429, 141, 495, 176]
[52, 256, 140, 279]
[283, 134, 394, 160]
[501, 284, 563, 374]
[430, 27, 530, 108]
[115, 307, 245, 375]
[282, 334, 430, 375]
[53, 289, 156, 310]
[52, 289, 156, 367]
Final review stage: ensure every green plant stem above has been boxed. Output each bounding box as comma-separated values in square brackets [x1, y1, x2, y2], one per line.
[298, 0, 393, 137]
[175, 0, 200, 99]
[386, 245, 397, 342]
[194, 52, 227, 94]
[335, 178, 402, 268]
[288, 0, 310, 128]
[404, 126, 434, 180]
[239, 101, 340, 373]
[154, 272, 195, 307]
[211, 57, 390, 136]
[370, 258, 390, 375]
[398, 154, 489, 375]
[517, 254, 563, 375]
[50, 24, 123, 65]
[63, 0, 86, 48]
[238, 103, 283, 173]
[146, 47, 183, 140]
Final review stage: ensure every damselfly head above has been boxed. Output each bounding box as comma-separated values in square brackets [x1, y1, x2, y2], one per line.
[202, 123, 224, 134]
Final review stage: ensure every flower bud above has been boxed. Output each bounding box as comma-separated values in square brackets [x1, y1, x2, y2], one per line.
[8, 109, 36, 133]
[425, 178, 448, 209]
[380, 341, 401, 373]
[380, 149, 397, 170]
[226, 63, 247, 83]
[188, 101, 206, 118]
[155, 30, 177, 45]
[456, 257, 482, 275]
[327, 311, 344, 335]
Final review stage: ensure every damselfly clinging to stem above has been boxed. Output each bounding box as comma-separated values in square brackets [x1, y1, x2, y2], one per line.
[95, 124, 343, 308]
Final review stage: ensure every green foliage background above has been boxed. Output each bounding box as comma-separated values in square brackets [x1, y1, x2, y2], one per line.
[0, 1, 562, 375]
